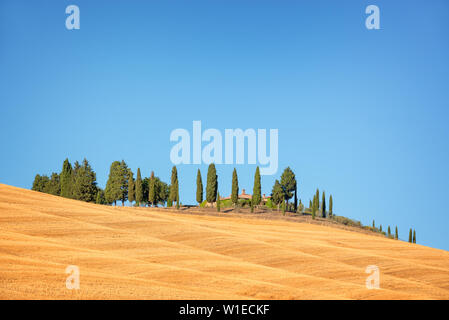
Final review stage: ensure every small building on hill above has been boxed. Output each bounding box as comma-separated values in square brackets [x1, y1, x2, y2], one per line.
[220, 189, 271, 203]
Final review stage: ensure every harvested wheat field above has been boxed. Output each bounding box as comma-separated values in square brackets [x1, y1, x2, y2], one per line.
[0, 183, 448, 300]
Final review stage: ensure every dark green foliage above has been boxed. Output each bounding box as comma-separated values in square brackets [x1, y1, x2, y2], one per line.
[409, 228, 413, 243]
[281, 201, 285, 215]
[379, 224, 382, 232]
[373, 220, 375, 228]
[231, 168, 239, 207]
[135, 168, 143, 206]
[60, 158, 73, 198]
[96, 189, 106, 204]
[169, 166, 178, 207]
[72, 159, 97, 202]
[217, 192, 221, 212]
[206, 163, 217, 204]
[388, 226, 391, 237]
[149, 171, 156, 206]
[45, 173, 61, 196]
[280, 167, 296, 207]
[128, 170, 135, 204]
[32, 174, 49, 192]
[252, 167, 261, 207]
[196, 169, 203, 205]
[315, 188, 320, 210]
[413, 230, 416, 243]
[395, 226, 398, 240]
[271, 179, 284, 211]
[176, 184, 180, 209]
[322, 191, 326, 218]
[250, 200, 254, 213]
[329, 194, 333, 217]
[309, 200, 312, 209]
[105, 161, 126, 206]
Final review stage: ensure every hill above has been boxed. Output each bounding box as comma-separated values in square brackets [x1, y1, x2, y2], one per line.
[0, 183, 448, 299]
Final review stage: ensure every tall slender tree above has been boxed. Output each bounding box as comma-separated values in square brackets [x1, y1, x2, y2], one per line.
[409, 228, 413, 243]
[60, 158, 73, 198]
[217, 192, 221, 212]
[231, 168, 239, 208]
[395, 226, 398, 240]
[119, 160, 129, 206]
[413, 230, 416, 243]
[206, 163, 217, 205]
[321, 191, 326, 218]
[329, 194, 333, 217]
[149, 171, 156, 206]
[128, 169, 135, 205]
[169, 166, 178, 207]
[105, 161, 124, 206]
[135, 168, 143, 206]
[252, 167, 261, 207]
[196, 169, 203, 205]
[388, 226, 391, 237]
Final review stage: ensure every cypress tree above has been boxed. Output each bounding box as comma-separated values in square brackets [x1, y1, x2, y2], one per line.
[169, 166, 178, 206]
[60, 158, 73, 198]
[380, 225, 382, 232]
[231, 168, 239, 208]
[96, 189, 106, 204]
[128, 170, 135, 205]
[309, 199, 312, 210]
[217, 192, 221, 212]
[322, 191, 326, 218]
[413, 230, 416, 243]
[135, 168, 143, 206]
[176, 183, 180, 209]
[315, 188, 320, 211]
[395, 226, 398, 240]
[206, 163, 217, 205]
[252, 166, 261, 207]
[388, 226, 391, 237]
[409, 228, 413, 243]
[149, 171, 156, 206]
[105, 161, 123, 206]
[373, 220, 375, 229]
[329, 195, 333, 217]
[119, 160, 129, 206]
[196, 169, 203, 205]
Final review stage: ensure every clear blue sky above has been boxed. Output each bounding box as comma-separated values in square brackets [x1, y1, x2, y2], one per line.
[1, 0, 448, 250]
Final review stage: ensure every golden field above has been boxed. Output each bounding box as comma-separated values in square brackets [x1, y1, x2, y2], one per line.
[0, 183, 448, 299]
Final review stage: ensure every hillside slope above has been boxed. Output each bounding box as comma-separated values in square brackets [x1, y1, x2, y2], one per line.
[0, 183, 448, 299]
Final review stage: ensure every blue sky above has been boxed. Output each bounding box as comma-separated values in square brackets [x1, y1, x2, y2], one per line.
[1, 0, 448, 250]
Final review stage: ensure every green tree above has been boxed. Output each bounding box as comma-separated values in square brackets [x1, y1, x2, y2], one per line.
[196, 169, 203, 205]
[388, 226, 391, 237]
[72, 158, 97, 202]
[128, 169, 135, 205]
[119, 160, 129, 205]
[271, 179, 284, 211]
[32, 174, 49, 192]
[280, 167, 296, 209]
[96, 189, 106, 204]
[315, 189, 320, 211]
[409, 228, 413, 243]
[231, 168, 239, 208]
[135, 168, 143, 206]
[176, 184, 180, 209]
[105, 161, 124, 206]
[169, 166, 178, 207]
[329, 194, 333, 217]
[217, 192, 221, 212]
[379, 225, 382, 232]
[413, 230, 416, 243]
[60, 158, 73, 198]
[45, 172, 61, 196]
[252, 166, 262, 207]
[322, 191, 326, 218]
[149, 171, 156, 206]
[206, 163, 218, 205]
[373, 220, 375, 229]
[395, 226, 398, 240]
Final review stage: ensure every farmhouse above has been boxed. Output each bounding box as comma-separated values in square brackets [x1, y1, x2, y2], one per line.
[220, 189, 271, 204]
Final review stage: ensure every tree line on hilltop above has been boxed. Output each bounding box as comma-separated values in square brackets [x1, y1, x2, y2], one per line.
[32, 159, 416, 243]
